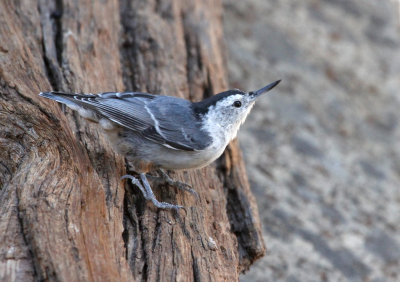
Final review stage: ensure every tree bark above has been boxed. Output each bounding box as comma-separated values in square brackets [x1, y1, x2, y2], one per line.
[0, 0, 265, 281]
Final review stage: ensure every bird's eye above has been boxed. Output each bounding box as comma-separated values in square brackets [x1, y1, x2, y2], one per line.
[233, 101, 242, 108]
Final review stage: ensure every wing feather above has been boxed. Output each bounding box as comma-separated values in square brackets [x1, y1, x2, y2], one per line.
[40, 91, 212, 151]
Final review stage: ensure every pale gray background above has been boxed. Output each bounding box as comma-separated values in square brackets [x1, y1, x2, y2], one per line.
[223, 0, 400, 281]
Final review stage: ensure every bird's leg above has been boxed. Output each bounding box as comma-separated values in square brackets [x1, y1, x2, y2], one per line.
[121, 173, 189, 210]
[121, 175, 148, 197]
[156, 169, 198, 198]
[139, 173, 183, 210]
[122, 174, 183, 210]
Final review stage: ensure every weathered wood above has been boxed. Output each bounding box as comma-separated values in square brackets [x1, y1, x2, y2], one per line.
[0, 0, 265, 281]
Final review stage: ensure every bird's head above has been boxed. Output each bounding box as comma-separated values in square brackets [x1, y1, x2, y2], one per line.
[193, 80, 281, 143]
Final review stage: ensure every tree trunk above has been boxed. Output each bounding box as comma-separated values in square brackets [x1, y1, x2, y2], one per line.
[0, 0, 265, 281]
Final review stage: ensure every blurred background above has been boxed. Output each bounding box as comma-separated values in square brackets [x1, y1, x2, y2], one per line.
[222, 0, 400, 281]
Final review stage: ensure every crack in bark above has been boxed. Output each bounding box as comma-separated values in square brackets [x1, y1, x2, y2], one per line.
[15, 186, 40, 281]
[181, 11, 200, 102]
[118, 0, 139, 92]
[121, 163, 146, 277]
[103, 168, 113, 209]
[122, 195, 139, 273]
[38, 0, 65, 91]
[138, 215, 149, 281]
[53, 0, 63, 67]
[203, 70, 214, 99]
[64, 174, 82, 263]
[190, 247, 201, 282]
[0, 161, 12, 190]
[181, 8, 214, 102]
[217, 147, 265, 272]
[151, 210, 162, 253]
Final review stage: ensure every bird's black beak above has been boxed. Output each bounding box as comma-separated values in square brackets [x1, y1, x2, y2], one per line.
[250, 80, 281, 99]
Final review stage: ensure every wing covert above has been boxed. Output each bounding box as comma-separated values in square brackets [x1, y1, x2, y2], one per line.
[47, 91, 212, 151]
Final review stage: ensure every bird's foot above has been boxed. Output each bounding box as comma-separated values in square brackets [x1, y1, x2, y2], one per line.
[154, 169, 198, 199]
[121, 174, 184, 210]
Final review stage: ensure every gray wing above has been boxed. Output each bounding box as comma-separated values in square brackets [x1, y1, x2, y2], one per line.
[39, 91, 212, 151]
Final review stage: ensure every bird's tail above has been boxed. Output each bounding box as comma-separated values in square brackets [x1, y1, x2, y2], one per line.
[39, 91, 99, 121]
[40, 92, 77, 109]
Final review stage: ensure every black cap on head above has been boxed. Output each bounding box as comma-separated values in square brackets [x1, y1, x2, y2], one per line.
[193, 89, 246, 115]
[192, 80, 280, 115]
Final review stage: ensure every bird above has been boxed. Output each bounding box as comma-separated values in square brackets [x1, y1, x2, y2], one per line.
[39, 80, 280, 209]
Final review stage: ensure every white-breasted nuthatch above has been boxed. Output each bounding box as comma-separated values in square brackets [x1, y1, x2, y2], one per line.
[39, 80, 280, 209]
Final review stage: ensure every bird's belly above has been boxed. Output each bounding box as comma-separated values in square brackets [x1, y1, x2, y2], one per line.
[148, 144, 225, 170]
[107, 128, 227, 171]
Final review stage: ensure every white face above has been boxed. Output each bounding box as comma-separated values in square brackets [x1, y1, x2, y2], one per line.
[202, 93, 256, 145]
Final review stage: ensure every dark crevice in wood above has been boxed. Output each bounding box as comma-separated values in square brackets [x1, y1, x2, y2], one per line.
[122, 164, 146, 277]
[182, 12, 195, 100]
[203, 70, 214, 99]
[217, 147, 265, 272]
[15, 187, 39, 281]
[122, 188, 136, 272]
[138, 215, 149, 281]
[181, 10, 204, 102]
[175, 210, 191, 239]
[64, 176, 81, 263]
[181, 7, 213, 102]
[53, 0, 63, 66]
[195, 42, 204, 74]
[103, 169, 113, 209]
[38, 0, 65, 91]
[0, 161, 12, 190]
[191, 247, 200, 282]
[70, 111, 84, 145]
[226, 186, 264, 270]
[118, 0, 139, 92]
[154, 0, 174, 21]
[151, 210, 162, 252]
[121, 209, 130, 259]
[170, 227, 176, 280]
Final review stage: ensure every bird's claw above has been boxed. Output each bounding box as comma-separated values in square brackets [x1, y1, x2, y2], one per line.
[122, 173, 186, 210]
